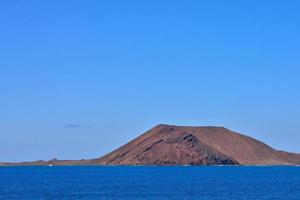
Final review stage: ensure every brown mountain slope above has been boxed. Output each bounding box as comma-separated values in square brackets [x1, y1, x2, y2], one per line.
[0, 159, 92, 166]
[94, 124, 300, 166]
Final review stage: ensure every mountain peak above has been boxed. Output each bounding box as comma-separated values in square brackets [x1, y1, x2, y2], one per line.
[155, 123, 227, 129]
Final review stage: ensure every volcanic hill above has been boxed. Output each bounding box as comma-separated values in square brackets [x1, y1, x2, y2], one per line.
[93, 124, 300, 166]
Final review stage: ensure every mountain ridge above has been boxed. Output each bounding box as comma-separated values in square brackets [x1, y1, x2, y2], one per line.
[1, 124, 300, 166]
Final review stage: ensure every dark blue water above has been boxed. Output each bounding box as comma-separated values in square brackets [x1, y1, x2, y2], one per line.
[0, 166, 299, 200]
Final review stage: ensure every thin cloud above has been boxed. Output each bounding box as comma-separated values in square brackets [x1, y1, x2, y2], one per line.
[64, 124, 91, 128]
[64, 124, 82, 128]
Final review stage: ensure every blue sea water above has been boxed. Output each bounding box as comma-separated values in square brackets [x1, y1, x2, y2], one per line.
[0, 166, 299, 200]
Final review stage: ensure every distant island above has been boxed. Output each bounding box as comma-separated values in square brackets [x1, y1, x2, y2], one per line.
[1, 124, 300, 166]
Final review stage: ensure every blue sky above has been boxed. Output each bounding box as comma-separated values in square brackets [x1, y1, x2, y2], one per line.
[1, 1, 300, 162]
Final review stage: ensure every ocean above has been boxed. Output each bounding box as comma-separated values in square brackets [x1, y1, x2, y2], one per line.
[0, 166, 299, 199]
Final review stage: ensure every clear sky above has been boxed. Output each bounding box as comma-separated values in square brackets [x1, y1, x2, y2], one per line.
[1, 1, 300, 162]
